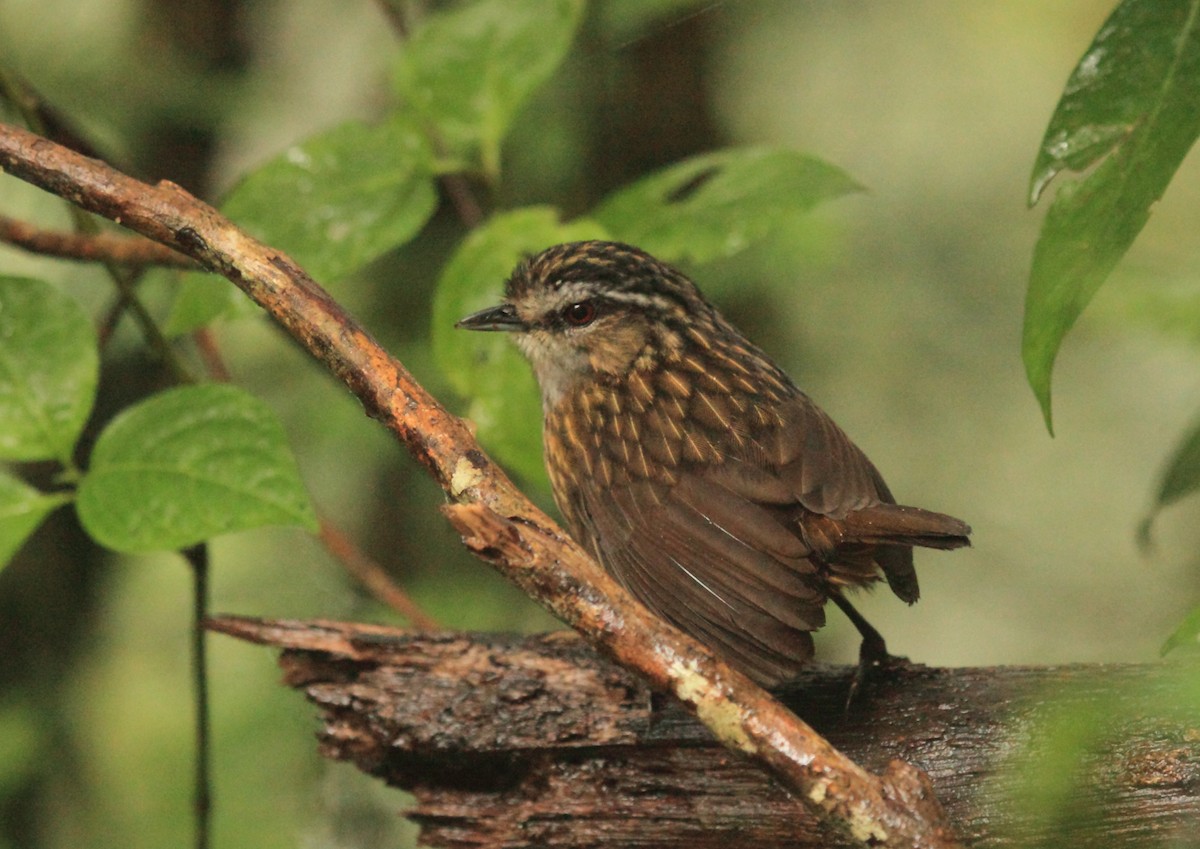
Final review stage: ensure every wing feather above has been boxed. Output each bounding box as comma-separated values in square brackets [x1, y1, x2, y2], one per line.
[580, 478, 819, 684]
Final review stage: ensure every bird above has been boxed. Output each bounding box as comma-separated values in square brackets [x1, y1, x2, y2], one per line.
[457, 240, 970, 688]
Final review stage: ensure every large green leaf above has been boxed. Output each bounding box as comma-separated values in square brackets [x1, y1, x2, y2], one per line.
[166, 115, 438, 335]
[1024, 0, 1200, 431]
[431, 207, 608, 483]
[0, 277, 98, 464]
[223, 115, 436, 285]
[593, 147, 862, 266]
[394, 0, 585, 175]
[76, 384, 317, 553]
[0, 471, 70, 570]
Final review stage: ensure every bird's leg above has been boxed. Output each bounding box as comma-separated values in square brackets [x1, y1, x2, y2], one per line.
[830, 592, 892, 708]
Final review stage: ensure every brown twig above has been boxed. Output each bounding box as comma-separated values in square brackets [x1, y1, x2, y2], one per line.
[191, 327, 233, 382]
[0, 121, 962, 848]
[373, 0, 410, 39]
[317, 517, 440, 630]
[0, 214, 199, 268]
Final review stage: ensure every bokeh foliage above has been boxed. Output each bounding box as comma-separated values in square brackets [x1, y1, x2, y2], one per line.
[1024, 0, 1200, 649]
[2, 1, 1200, 847]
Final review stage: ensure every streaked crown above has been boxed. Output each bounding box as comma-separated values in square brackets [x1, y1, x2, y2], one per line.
[506, 240, 718, 332]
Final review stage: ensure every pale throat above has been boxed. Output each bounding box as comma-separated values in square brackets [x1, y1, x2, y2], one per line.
[515, 320, 653, 412]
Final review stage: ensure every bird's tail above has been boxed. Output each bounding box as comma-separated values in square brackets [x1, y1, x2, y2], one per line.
[839, 503, 972, 550]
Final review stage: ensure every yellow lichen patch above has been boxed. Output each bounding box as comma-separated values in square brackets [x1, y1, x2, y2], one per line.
[450, 454, 485, 498]
[669, 658, 757, 755]
[848, 813, 889, 844]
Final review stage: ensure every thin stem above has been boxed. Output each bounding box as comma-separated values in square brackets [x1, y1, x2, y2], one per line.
[183, 544, 212, 849]
[192, 328, 232, 383]
[438, 169, 486, 228]
[0, 214, 198, 267]
[373, 0, 411, 37]
[105, 262, 197, 383]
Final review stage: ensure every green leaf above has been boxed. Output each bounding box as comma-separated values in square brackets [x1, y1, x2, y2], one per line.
[168, 113, 441, 336]
[0, 471, 70, 569]
[1161, 605, 1200, 655]
[219, 115, 438, 285]
[0, 277, 98, 464]
[164, 272, 262, 337]
[1138, 409, 1200, 547]
[394, 0, 585, 175]
[1024, 0, 1200, 431]
[76, 384, 317, 553]
[1154, 412, 1200, 509]
[431, 207, 608, 483]
[593, 147, 863, 266]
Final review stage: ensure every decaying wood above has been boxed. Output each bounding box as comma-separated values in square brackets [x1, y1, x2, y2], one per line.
[1, 121, 962, 846]
[211, 616, 1200, 849]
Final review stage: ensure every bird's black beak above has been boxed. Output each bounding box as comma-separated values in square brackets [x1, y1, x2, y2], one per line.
[455, 302, 527, 332]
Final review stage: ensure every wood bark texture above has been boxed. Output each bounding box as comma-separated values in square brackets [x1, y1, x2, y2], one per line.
[211, 616, 1200, 849]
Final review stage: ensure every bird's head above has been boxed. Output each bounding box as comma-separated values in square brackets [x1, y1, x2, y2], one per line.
[456, 241, 712, 407]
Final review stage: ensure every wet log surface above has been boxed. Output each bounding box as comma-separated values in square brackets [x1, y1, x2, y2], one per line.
[210, 616, 1200, 848]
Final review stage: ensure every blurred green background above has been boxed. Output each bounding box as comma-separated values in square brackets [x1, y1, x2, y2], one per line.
[2, 1, 1199, 846]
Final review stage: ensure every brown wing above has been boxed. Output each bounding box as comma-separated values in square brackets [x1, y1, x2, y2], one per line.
[548, 374, 968, 686]
[574, 474, 825, 685]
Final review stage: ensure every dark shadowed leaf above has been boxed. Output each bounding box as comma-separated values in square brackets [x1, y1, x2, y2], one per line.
[593, 147, 862, 265]
[1138, 409, 1200, 548]
[431, 207, 608, 484]
[394, 0, 585, 175]
[0, 277, 98, 464]
[1024, 0, 1200, 431]
[0, 471, 70, 570]
[76, 384, 317, 553]
[1155, 412, 1200, 508]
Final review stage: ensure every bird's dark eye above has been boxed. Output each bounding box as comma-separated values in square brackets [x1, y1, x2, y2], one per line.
[563, 301, 597, 327]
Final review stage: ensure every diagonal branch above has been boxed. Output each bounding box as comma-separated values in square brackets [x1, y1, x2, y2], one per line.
[0, 120, 961, 848]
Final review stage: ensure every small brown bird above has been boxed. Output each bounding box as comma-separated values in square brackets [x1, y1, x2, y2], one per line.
[458, 241, 970, 687]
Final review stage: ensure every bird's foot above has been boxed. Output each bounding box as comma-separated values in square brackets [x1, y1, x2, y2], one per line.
[844, 631, 894, 712]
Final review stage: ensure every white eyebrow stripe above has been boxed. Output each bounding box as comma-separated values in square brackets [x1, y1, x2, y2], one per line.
[547, 281, 675, 313]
